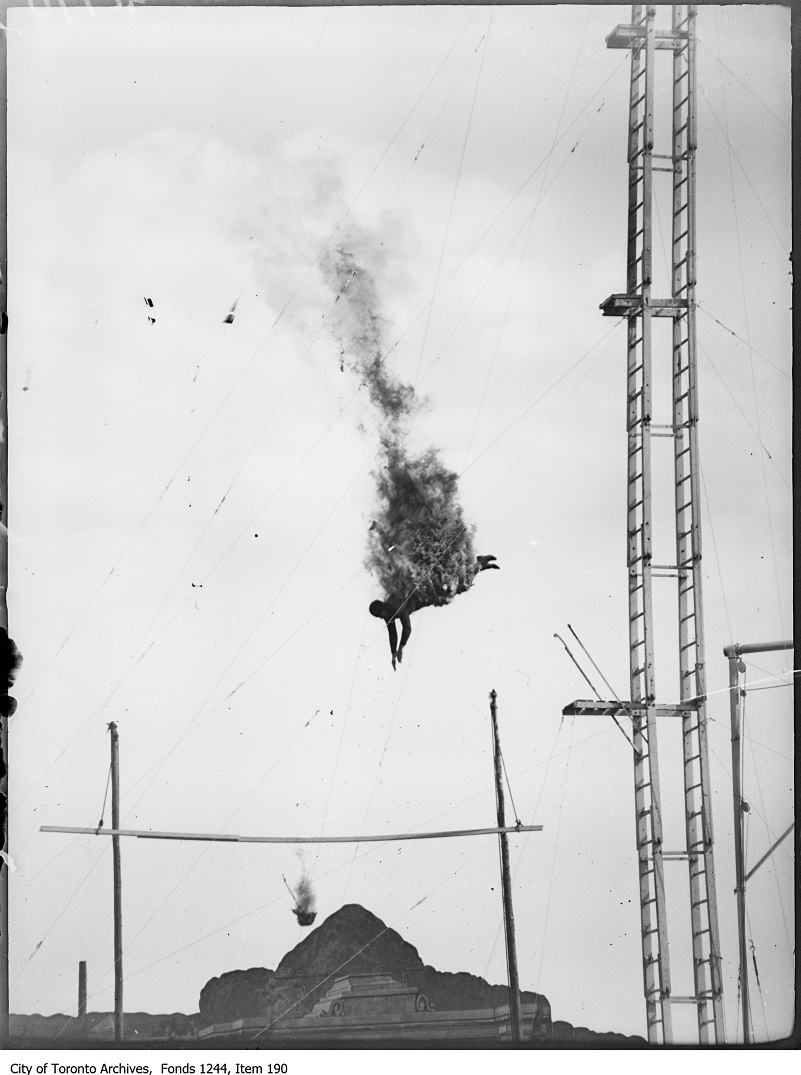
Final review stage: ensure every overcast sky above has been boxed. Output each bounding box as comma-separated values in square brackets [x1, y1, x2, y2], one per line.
[7, 1, 793, 1045]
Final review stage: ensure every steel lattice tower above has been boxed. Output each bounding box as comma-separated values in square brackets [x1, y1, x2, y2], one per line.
[564, 5, 724, 1044]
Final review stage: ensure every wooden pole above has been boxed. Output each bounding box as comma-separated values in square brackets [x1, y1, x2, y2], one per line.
[41, 823, 542, 844]
[78, 961, 87, 1019]
[489, 690, 522, 1042]
[0, 0, 10, 1044]
[727, 656, 750, 1043]
[109, 723, 123, 1041]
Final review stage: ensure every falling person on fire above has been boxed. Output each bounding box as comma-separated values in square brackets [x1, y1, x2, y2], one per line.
[319, 239, 501, 670]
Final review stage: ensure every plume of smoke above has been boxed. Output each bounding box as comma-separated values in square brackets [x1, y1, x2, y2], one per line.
[320, 239, 480, 609]
[319, 243, 415, 426]
[291, 870, 317, 926]
[294, 872, 316, 915]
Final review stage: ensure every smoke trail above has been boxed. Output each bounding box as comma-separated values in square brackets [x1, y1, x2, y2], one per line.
[320, 239, 482, 609]
[294, 872, 316, 916]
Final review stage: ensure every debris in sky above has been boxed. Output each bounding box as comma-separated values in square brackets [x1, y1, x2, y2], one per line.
[144, 297, 156, 325]
[223, 299, 238, 324]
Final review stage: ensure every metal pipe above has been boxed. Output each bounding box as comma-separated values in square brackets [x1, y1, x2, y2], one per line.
[489, 690, 522, 1042]
[723, 640, 793, 658]
[727, 656, 750, 1043]
[109, 723, 123, 1042]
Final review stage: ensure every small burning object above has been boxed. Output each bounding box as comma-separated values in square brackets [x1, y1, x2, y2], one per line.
[223, 299, 238, 324]
[292, 906, 317, 927]
[282, 872, 317, 927]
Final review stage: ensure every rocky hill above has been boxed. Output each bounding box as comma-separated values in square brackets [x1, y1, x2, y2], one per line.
[199, 903, 549, 1028]
[12, 904, 645, 1044]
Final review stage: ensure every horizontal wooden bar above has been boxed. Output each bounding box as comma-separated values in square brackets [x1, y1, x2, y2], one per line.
[562, 699, 697, 718]
[40, 823, 543, 845]
[606, 24, 689, 50]
[600, 293, 689, 317]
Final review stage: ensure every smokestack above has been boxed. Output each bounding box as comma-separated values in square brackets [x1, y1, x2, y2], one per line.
[78, 961, 87, 1019]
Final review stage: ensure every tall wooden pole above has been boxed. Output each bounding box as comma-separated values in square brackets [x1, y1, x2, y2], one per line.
[727, 653, 750, 1043]
[723, 639, 792, 1042]
[0, 0, 10, 1046]
[109, 723, 123, 1041]
[489, 690, 522, 1042]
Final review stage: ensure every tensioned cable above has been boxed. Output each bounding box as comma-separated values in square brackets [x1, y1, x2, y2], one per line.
[12, 841, 110, 987]
[699, 82, 788, 252]
[340, 656, 413, 904]
[420, 90, 614, 394]
[464, 5, 594, 461]
[698, 305, 790, 381]
[414, 9, 495, 385]
[86, 629, 394, 1000]
[312, 605, 369, 882]
[143, 320, 623, 743]
[463, 319, 623, 478]
[744, 682, 794, 694]
[383, 54, 629, 365]
[18, 445, 371, 857]
[469, 327, 621, 507]
[96, 762, 112, 829]
[13, 385, 366, 830]
[119, 454, 377, 821]
[20, 33, 619, 877]
[19, 11, 484, 709]
[705, 736, 794, 870]
[20, 58, 632, 976]
[699, 465, 734, 639]
[745, 917, 771, 1041]
[253, 839, 496, 1039]
[744, 701, 794, 952]
[45, 716, 602, 1010]
[21, 41, 626, 821]
[699, 344, 790, 487]
[696, 36, 789, 132]
[535, 715, 576, 995]
[19, 328, 265, 708]
[714, 8, 786, 639]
